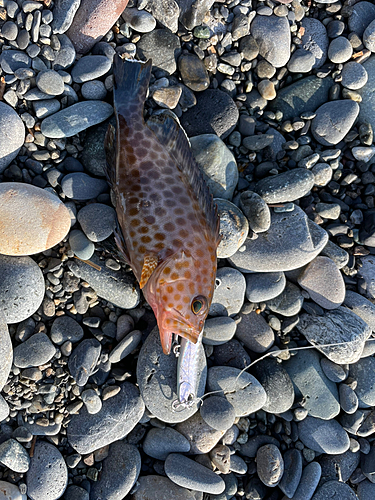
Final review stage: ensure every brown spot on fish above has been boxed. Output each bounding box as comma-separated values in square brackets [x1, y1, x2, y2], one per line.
[164, 222, 175, 232]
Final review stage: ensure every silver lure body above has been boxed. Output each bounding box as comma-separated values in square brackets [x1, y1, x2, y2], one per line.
[176, 332, 203, 408]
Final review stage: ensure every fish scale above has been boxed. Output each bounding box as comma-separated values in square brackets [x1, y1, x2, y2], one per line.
[105, 55, 220, 355]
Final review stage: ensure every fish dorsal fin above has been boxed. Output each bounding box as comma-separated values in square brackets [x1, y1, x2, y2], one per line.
[140, 253, 159, 289]
[146, 113, 220, 245]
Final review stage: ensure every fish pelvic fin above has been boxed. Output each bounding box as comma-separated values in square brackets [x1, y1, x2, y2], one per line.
[140, 253, 159, 289]
[113, 55, 152, 114]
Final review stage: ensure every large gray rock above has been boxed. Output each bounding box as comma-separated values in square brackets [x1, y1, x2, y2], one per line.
[297, 307, 372, 364]
[251, 15, 290, 68]
[344, 290, 375, 331]
[228, 206, 328, 273]
[311, 100, 360, 146]
[254, 168, 315, 204]
[67, 382, 144, 454]
[359, 56, 375, 132]
[298, 417, 350, 454]
[301, 17, 329, 68]
[0, 102, 25, 173]
[348, 1, 375, 36]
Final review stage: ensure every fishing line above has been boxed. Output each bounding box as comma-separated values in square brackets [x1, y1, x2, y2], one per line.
[189, 336, 375, 409]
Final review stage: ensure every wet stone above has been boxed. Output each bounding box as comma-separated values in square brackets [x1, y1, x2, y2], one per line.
[178, 53, 209, 92]
[143, 427, 190, 460]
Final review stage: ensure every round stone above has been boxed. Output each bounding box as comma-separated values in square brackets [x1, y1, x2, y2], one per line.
[1, 21, 18, 41]
[215, 198, 249, 258]
[50, 316, 84, 345]
[77, 203, 116, 242]
[81, 80, 107, 100]
[190, 134, 238, 200]
[132, 476, 196, 500]
[61, 173, 108, 200]
[0, 183, 71, 256]
[13, 332, 56, 369]
[239, 191, 271, 233]
[200, 396, 236, 431]
[298, 416, 350, 454]
[143, 427, 191, 460]
[287, 48, 316, 73]
[27, 441, 68, 500]
[235, 311, 274, 353]
[364, 19, 375, 52]
[257, 79, 276, 100]
[251, 15, 291, 68]
[312, 163, 332, 186]
[202, 317, 237, 346]
[265, 281, 304, 317]
[33, 99, 61, 119]
[341, 61, 368, 90]
[301, 17, 328, 68]
[348, 2, 375, 36]
[0, 102, 25, 174]
[0, 255, 44, 323]
[207, 366, 267, 417]
[178, 53, 210, 92]
[297, 256, 345, 309]
[122, 7, 156, 33]
[328, 36, 353, 63]
[257, 444, 284, 487]
[311, 100, 360, 147]
[68, 338, 101, 386]
[69, 229, 95, 260]
[0, 439, 30, 473]
[36, 70, 65, 95]
[71, 55, 111, 83]
[245, 272, 286, 303]
[81, 388, 102, 414]
[175, 411, 226, 454]
[210, 267, 246, 317]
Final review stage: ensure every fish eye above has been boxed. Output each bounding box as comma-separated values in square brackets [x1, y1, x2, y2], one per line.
[191, 296, 207, 315]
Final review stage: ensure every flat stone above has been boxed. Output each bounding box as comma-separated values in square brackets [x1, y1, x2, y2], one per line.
[312, 480, 357, 500]
[90, 442, 141, 500]
[254, 168, 315, 204]
[0, 438, 29, 473]
[0, 102, 25, 173]
[67, 382, 144, 454]
[235, 311, 274, 353]
[269, 76, 334, 121]
[108, 330, 142, 364]
[279, 449, 302, 498]
[33, 99, 61, 119]
[0, 50, 30, 74]
[321, 358, 347, 383]
[357, 480, 375, 499]
[36, 70, 65, 95]
[348, 1, 375, 36]
[266, 281, 304, 317]
[202, 317, 237, 346]
[41, 101, 113, 138]
[132, 475, 197, 500]
[200, 395, 236, 431]
[245, 272, 286, 303]
[190, 134, 238, 200]
[344, 290, 375, 331]
[284, 349, 340, 420]
[319, 449, 360, 483]
[77, 203, 116, 242]
[67, 254, 140, 310]
[207, 366, 267, 417]
[311, 100, 360, 146]
[228, 206, 328, 272]
[51, 0, 81, 34]
[210, 267, 246, 317]
[250, 15, 291, 68]
[80, 118, 113, 176]
[50, 316, 83, 345]
[165, 453, 225, 494]
[298, 417, 350, 454]
[81, 80, 107, 100]
[137, 29, 181, 75]
[215, 198, 248, 258]
[297, 308, 372, 364]
[71, 55, 111, 83]
[143, 427, 190, 460]
[178, 53, 209, 92]
[175, 411, 225, 454]
[0, 255, 45, 323]
[297, 256, 345, 309]
[301, 17, 328, 68]
[349, 357, 375, 409]
[252, 358, 294, 414]
[181, 89, 239, 140]
[136, 327, 206, 423]
[61, 172, 108, 201]
[27, 441, 68, 500]
[0, 183, 70, 256]
[13, 332, 56, 369]
[52, 34, 76, 70]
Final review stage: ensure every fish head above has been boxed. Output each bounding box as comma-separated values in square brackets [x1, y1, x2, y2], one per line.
[147, 249, 216, 354]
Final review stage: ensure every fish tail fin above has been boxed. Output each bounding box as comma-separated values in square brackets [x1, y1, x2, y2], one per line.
[113, 55, 152, 113]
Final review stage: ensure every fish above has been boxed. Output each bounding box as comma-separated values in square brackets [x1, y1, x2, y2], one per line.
[104, 55, 220, 355]
[174, 332, 203, 409]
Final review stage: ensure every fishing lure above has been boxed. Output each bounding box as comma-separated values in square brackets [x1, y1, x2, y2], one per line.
[105, 55, 220, 355]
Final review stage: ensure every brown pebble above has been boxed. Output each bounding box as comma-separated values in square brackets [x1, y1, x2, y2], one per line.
[102, 385, 121, 400]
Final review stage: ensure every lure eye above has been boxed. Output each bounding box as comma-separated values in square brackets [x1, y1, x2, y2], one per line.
[191, 296, 207, 315]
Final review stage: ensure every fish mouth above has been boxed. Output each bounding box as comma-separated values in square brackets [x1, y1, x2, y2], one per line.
[161, 313, 201, 344]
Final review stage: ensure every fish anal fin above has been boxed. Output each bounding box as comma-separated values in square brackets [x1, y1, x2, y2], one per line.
[146, 112, 220, 246]
[140, 253, 159, 289]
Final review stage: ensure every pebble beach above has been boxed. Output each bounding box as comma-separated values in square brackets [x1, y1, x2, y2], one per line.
[1, 0, 375, 499]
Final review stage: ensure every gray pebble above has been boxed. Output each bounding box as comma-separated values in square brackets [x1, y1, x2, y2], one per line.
[339, 383, 359, 414]
[81, 388, 102, 414]
[50, 316, 83, 345]
[312, 99, 359, 146]
[41, 101, 113, 138]
[282, 461, 321, 500]
[90, 442, 141, 500]
[215, 198, 248, 258]
[0, 438, 30, 472]
[51, 0, 80, 34]
[207, 365, 266, 417]
[210, 267, 246, 317]
[202, 317, 237, 346]
[200, 396, 236, 431]
[68, 382, 144, 454]
[53, 34, 76, 71]
[1, 21, 18, 41]
[240, 435, 280, 458]
[71, 55, 111, 83]
[0, 102, 25, 173]
[284, 349, 340, 420]
[36, 70, 65, 95]
[328, 36, 353, 63]
[341, 61, 368, 90]
[0, 50, 30, 74]
[61, 173, 108, 200]
[257, 444, 284, 487]
[312, 480, 357, 500]
[33, 99, 61, 119]
[266, 281, 304, 317]
[132, 475, 197, 500]
[77, 203, 116, 242]
[69, 229, 95, 261]
[279, 449, 302, 498]
[242, 134, 274, 151]
[13, 332, 56, 369]
[143, 427, 190, 460]
[349, 357, 375, 408]
[344, 290, 375, 332]
[239, 190, 271, 233]
[364, 19, 375, 52]
[357, 480, 375, 500]
[122, 7, 156, 33]
[0, 313, 12, 392]
[68, 338, 101, 386]
[109, 330, 142, 363]
[301, 18, 329, 69]
[287, 48, 315, 73]
[312, 163, 332, 186]
[251, 15, 290, 68]
[27, 441, 68, 500]
[320, 239, 349, 269]
[81, 80, 107, 100]
[64, 486, 89, 500]
[320, 358, 347, 383]
[165, 453, 225, 494]
[298, 416, 350, 454]
[190, 134, 238, 200]
[254, 168, 315, 204]
[235, 311, 274, 353]
[245, 271, 286, 303]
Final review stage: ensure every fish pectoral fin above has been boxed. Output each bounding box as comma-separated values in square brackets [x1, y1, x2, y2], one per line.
[140, 253, 159, 289]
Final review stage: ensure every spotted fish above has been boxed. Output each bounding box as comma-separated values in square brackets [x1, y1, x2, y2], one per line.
[105, 55, 220, 355]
